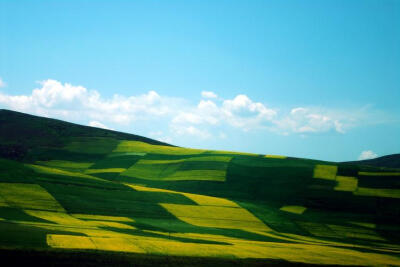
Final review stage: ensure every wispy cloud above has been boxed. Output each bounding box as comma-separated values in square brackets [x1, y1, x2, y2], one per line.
[201, 91, 218, 99]
[0, 79, 386, 142]
[0, 78, 6, 88]
[358, 150, 378, 160]
[88, 121, 112, 130]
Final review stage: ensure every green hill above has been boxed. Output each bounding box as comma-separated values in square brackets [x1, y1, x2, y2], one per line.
[0, 109, 399, 266]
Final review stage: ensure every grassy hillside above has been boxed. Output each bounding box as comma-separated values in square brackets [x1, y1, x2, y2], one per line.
[0, 110, 399, 266]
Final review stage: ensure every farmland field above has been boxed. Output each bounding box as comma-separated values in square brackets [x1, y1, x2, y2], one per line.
[0, 110, 399, 266]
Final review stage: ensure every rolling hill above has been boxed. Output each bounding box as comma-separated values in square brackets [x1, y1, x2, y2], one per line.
[0, 109, 399, 266]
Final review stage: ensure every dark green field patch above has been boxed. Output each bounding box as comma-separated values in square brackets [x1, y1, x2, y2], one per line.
[64, 137, 119, 154]
[89, 155, 141, 169]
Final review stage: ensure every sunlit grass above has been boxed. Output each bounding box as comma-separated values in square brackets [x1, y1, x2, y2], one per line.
[160, 204, 271, 231]
[313, 164, 337, 180]
[0, 183, 65, 212]
[114, 141, 206, 155]
[334, 176, 358, 192]
[264, 155, 286, 159]
[122, 158, 229, 181]
[182, 193, 239, 207]
[280, 205, 307, 214]
[25, 164, 106, 182]
[36, 160, 93, 170]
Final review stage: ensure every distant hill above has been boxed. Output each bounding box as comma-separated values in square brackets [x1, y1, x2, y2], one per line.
[0, 109, 399, 266]
[0, 109, 171, 160]
[344, 154, 400, 169]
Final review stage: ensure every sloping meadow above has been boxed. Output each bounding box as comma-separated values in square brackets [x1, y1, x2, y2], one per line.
[0, 136, 399, 266]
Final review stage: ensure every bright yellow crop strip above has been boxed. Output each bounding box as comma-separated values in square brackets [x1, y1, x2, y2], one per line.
[160, 204, 271, 231]
[125, 184, 177, 194]
[264, 155, 287, 159]
[358, 172, 400, 176]
[84, 168, 126, 174]
[25, 164, 107, 182]
[334, 176, 358, 192]
[71, 214, 135, 222]
[47, 235, 96, 249]
[0, 183, 65, 212]
[182, 192, 239, 207]
[206, 150, 258, 156]
[280, 205, 307, 214]
[313, 165, 337, 180]
[36, 160, 93, 169]
[25, 210, 136, 231]
[90, 237, 145, 253]
[114, 140, 206, 155]
[354, 188, 400, 198]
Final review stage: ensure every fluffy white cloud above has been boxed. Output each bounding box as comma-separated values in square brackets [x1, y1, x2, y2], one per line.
[88, 121, 112, 130]
[0, 78, 6, 88]
[170, 125, 211, 139]
[0, 79, 180, 124]
[358, 150, 378, 160]
[0, 79, 375, 141]
[201, 91, 217, 99]
[273, 107, 350, 134]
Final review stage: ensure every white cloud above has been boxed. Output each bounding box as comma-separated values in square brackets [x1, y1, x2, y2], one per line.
[358, 150, 378, 160]
[0, 78, 6, 88]
[0, 79, 180, 125]
[201, 91, 217, 99]
[88, 121, 112, 130]
[273, 107, 354, 134]
[171, 125, 211, 139]
[0, 79, 380, 141]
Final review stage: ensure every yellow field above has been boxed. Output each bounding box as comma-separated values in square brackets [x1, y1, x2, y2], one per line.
[313, 165, 338, 180]
[334, 176, 358, 192]
[0, 183, 65, 212]
[25, 164, 107, 182]
[280, 205, 307, 214]
[114, 141, 206, 155]
[264, 155, 287, 159]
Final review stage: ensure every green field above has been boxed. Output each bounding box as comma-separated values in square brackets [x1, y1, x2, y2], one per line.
[0, 110, 399, 266]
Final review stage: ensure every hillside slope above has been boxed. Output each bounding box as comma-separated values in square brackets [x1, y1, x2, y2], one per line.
[345, 154, 400, 169]
[0, 110, 399, 266]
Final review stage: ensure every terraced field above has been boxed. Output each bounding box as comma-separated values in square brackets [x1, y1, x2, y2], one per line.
[0, 110, 399, 266]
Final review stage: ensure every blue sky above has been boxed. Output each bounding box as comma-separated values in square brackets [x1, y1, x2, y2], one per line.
[0, 0, 399, 161]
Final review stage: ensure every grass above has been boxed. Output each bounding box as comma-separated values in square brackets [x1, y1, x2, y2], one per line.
[334, 176, 358, 192]
[0, 110, 399, 266]
[114, 141, 206, 155]
[313, 165, 338, 180]
[122, 157, 230, 181]
[280, 206, 307, 215]
[0, 183, 65, 212]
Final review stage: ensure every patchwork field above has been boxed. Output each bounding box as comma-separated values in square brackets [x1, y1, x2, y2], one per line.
[0, 110, 399, 266]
